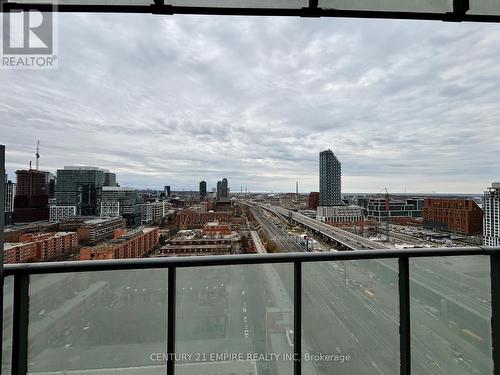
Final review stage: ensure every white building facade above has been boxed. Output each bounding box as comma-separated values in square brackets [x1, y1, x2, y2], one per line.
[100, 201, 121, 217]
[49, 205, 77, 222]
[317, 205, 364, 223]
[4, 176, 15, 213]
[140, 201, 172, 225]
[484, 182, 500, 247]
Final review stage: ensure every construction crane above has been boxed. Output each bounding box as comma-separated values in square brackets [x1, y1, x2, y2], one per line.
[385, 187, 390, 242]
[35, 140, 40, 170]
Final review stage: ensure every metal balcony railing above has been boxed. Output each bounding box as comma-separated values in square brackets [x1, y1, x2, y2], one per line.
[3, 246, 500, 375]
[2, 0, 500, 23]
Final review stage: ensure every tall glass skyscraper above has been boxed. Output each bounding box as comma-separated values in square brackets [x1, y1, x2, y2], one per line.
[104, 171, 117, 187]
[216, 178, 230, 203]
[55, 166, 105, 216]
[319, 149, 342, 206]
[199, 180, 207, 199]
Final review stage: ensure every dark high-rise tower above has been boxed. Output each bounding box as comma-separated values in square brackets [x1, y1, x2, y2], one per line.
[216, 178, 230, 203]
[4, 174, 16, 225]
[319, 149, 342, 206]
[199, 181, 207, 199]
[14, 169, 50, 222]
[56, 166, 105, 216]
[308, 192, 320, 210]
[104, 172, 117, 187]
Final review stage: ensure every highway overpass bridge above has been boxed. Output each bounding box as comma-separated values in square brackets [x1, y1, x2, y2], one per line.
[246, 201, 388, 251]
[241, 201, 491, 329]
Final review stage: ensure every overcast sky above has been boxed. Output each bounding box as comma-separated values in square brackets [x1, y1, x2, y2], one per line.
[1, 14, 499, 194]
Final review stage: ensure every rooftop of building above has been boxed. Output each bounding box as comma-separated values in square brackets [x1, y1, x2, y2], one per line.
[24, 231, 75, 237]
[63, 216, 122, 225]
[425, 197, 477, 201]
[85, 227, 158, 251]
[62, 166, 109, 172]
[85, 218, 121, 225]
[4, 242, 29, 250]
[102, 186, 136, 191]
[4, 220, 54, 231]
[15, 169, 50, 174]
[162, 243, 233, 250]
[5, 232, 76, 250]
[173, 229, 237, 241]
[204, 221, 223, 227]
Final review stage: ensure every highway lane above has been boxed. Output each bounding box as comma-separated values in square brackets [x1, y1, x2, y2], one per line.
[245, 202, 492, 374]
[250, 205, 400, 374]
[249, 202, 491, 323]
[258, 203, 383, 250]
[377, 257, 491, 321]
[412, 257, 490, 304]
[251, 207, 304, 253]
[310, 260, 490, 375]
[304, 262, 398, 375]
[325, 260, 491, 374]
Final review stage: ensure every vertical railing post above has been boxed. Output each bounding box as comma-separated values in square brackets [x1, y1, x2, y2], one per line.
[399, 256, 411, 375]
[491, 254, 500, 375]
[294, 262, 302, 375]
[0, 145, 5, 371]
[11, 273, 29, 375]
[167, 267, 176, 375]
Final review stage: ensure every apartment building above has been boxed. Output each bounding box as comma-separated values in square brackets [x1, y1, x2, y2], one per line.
[484, 183, 500, 246]
[4, 231, 78, 263]
[79, 227, 160, 260]
[61, 216, 126, 245]
[423, 198, 483, 235]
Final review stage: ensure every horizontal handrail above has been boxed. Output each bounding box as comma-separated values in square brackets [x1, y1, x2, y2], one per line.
[1, 4, 500, 24]
[4, 245, 500, 375]
[4, 246, 498, 275]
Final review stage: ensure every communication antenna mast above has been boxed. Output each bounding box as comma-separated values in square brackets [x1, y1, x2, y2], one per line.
[35, 140, 40, 170]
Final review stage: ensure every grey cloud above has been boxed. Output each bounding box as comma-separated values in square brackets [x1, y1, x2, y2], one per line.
[1, 15, 499, 193]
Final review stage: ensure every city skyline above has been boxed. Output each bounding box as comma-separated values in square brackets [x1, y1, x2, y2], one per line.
[3, 157, 496, 195]
[1, 5, 500, 375]
[4, 161, 494, 196]
[1, 16, 500, 193]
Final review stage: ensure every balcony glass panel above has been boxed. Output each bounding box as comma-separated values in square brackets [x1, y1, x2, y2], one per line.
[3, 0, 308, 7]
[6, 0, 500, 17]
[318, 0, 452, 13]
[2, 0, 153, 5]
[171, 0, 307, 7]
[2, 276, 13, 375]
[27, 270, 168, 375]
[410, 256, 492, 375]
[302, 259, 399, 375]
[469, 0, 500, 15]
[175, 264, 293, 375]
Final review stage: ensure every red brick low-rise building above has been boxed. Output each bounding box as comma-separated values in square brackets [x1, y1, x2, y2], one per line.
[4, 231, 78, 263]
[308, 192, 320, 210]
[202, 221, 231, 236]
[422, 198, 483, 235]
[60, 216, 126, 245]
[176, 210, 231, 230]
[79, 227, 159, 260]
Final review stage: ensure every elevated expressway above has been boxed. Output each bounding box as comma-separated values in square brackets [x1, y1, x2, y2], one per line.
[254, 202, 386, 251]
[250, 230, 267, 254]
[242, 201, 491, 325]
